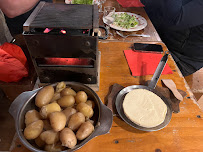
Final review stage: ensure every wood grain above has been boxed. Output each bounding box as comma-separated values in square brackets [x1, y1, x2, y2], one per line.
[11, 41, 203, 152]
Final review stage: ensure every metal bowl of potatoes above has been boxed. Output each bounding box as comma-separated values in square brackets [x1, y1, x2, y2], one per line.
[9, 82, 113, 152]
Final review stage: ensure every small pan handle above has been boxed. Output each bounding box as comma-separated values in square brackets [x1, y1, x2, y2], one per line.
[148, 53, 169, 89]
[9, 87, 42, 122]
[91, 104, 113, 137]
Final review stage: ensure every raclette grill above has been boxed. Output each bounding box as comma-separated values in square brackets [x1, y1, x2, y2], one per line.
[23, 2, 100, 89]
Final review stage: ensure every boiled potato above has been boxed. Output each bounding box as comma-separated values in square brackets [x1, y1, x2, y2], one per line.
[62, 107, 77, 124]
[60, 128, 77, 148]
[40, 102, 61, 119]
[75, 91, 88, 104]
[40, 130, 59, 145]
[25, 110, 41, 126]
[49, 112, 66, 132]
[44, 142, 65, 152]
[24, 120, 44, 140]
[76, 102, 94, 118]
[86, 119, 94, 125]
[50, 93, 61, 103]
[86, 100, 95, 109]
[35, 136, 45, 148]
[68, 112, 85, 131]
[35, 86, 54, 108]
[43, 119, 52, 131]
[56, 82, 66, 93]
[60, 88, 76, 97]
[76, 121, 94, 140]
[57, 95, 75, 108]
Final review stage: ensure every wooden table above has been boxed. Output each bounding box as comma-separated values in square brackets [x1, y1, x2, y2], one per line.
[11, 41, 203, 152]
[10, 1, 203, 152]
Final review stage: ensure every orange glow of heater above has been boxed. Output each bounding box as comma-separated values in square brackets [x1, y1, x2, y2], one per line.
[60, 30, 66, 34]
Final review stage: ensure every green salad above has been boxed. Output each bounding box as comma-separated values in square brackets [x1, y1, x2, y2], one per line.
[113, 13, 138, 29]
[72, 0, 93, 4]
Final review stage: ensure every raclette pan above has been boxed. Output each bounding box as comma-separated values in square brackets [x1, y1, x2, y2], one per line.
[115, 52, 172, 131]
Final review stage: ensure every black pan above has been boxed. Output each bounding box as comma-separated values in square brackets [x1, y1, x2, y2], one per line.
[115, 53, 172, 131]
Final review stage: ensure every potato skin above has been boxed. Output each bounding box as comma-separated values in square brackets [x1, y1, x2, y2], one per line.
[68, 112, 85, 131]
[49, 112, 66, 132]
[43, 119, 52, 131]
[25, 110, 41, 126]
[57, 95, 75, 108]
[76, 121, 94, 140]
[44, 142, 65, 152]
[86, 100, 95, 109]
[35, 86, 54, 108]
[75, 91, 88, 104]
[40, 130, 59, 145]
[56, 82, 66, 93]
[76, 103, 94, 118]
[62, 107, 77, 124]
[24, 120, 44, 140]
[35, 136, 45, 148]
[40, 102, 61, 119]
[60, 88, 76, 97]
[50, 93, 61, 103]
[60, 128, 77, 148]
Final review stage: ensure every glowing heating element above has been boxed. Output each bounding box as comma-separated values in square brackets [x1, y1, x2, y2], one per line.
[36, 58, 93, 67]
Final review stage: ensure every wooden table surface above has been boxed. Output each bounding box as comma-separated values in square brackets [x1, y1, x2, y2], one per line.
[10, 1, 203, 152]
[11, 41, 203, 152]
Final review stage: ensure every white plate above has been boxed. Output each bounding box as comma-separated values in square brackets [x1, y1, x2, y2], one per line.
[103, 12, 147, 32]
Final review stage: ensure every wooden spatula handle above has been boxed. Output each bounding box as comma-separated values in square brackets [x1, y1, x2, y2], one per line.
[162, 79, 183, 101]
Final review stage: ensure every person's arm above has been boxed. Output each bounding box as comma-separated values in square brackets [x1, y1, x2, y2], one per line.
[0, 0, 39, 18]
[141, 0, 203, 29]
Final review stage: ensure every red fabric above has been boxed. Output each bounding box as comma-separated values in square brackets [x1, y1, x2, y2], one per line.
[124, 50, 173, 76]
[0, 42, 27, 66]
[117, 0, 144, 8]
[0, 43, 28, 82]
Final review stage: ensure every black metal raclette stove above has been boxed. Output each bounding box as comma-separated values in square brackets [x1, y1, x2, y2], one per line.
[23, 2, 101, 90]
